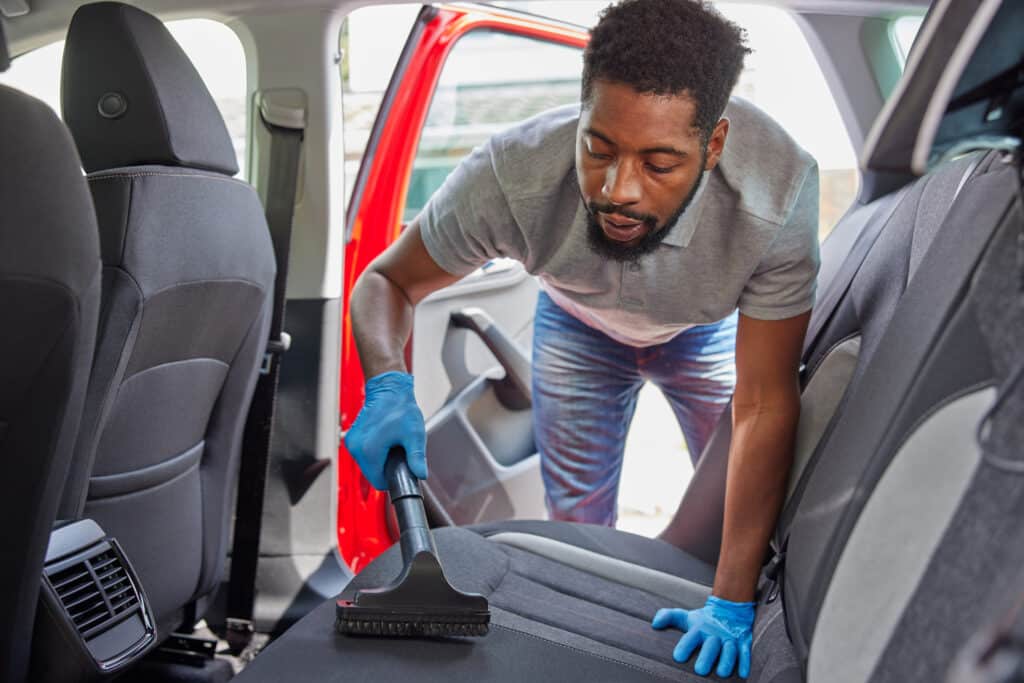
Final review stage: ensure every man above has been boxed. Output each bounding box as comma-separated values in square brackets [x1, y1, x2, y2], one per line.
[345, 0, 819, 677]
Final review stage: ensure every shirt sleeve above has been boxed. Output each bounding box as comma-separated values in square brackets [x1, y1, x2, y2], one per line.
[738, 163, 821, 320]
[416, 136, 528, 278]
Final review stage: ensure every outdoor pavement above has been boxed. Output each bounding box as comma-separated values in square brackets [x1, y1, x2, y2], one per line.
[616, 384, 695, 538]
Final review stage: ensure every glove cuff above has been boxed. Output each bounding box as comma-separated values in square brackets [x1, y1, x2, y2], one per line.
[365, 370, 414, 393]
[706, 595, 756, 624]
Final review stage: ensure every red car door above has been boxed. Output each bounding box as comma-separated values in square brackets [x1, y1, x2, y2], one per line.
[338, 4, 588, 571]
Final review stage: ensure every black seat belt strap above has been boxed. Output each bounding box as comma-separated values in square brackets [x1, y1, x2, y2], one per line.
[226, 103, 304, 653]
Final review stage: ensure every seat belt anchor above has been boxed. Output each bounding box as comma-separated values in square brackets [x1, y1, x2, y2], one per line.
[763, 550, 786, 604]
[225, 617, 255, 654]
[259, 331, 292, 375]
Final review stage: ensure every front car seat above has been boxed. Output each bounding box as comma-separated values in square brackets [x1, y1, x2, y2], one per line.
[57, 2, 276, 637]
[0, 28, 102, 683]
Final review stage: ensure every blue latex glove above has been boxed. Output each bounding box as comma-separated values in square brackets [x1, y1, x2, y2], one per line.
[652, 596, 755, 679]
[344, 371, 427, 490]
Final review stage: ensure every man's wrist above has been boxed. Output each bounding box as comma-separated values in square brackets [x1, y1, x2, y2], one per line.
[365, 370, 414, 392]
[711, 566, 759, 603]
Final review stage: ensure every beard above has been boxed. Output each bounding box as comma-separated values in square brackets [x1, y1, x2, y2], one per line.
[584, 166, 706, 264]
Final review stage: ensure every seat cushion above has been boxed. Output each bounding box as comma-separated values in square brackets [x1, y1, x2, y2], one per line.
[472, 519, 716, 587]
[236, 525, 731, 682]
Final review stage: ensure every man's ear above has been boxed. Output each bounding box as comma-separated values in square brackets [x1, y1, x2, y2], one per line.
[704, 118, 729, 171]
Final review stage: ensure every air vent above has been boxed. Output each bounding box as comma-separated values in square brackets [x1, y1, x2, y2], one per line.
[45, 542, 142, 640]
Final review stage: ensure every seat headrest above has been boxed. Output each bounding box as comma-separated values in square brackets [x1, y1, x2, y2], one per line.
[61, 2, 238, 175]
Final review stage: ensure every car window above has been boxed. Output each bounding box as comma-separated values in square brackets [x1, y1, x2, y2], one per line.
[891, 15, 925, 67]
[720, 5, 858, 240]
[340, 4, 423, 210]
[0, 19, 248, 177]
[403, 30, 582, 222]
[342, 2, 858, 241]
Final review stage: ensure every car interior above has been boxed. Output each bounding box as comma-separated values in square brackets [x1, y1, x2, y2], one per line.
[1, 0, 1023, 681]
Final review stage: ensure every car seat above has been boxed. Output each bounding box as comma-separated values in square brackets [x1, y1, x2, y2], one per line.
[57, 1, 276, 639]
[0, 25, 102, 683]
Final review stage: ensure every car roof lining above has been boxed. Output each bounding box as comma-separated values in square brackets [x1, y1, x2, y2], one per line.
[3, 0, 931, 56]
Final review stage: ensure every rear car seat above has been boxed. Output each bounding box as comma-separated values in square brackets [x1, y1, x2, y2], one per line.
[0, 32, 102, 683]
[55, 2, 276, 639]
[233, 3, 1022, 681]
[233, 149, 1013, 683]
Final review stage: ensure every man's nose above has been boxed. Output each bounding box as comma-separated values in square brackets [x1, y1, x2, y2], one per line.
[602, 161, 642, 206]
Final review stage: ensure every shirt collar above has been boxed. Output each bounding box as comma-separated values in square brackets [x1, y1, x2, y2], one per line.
[659, 172, 709, 249]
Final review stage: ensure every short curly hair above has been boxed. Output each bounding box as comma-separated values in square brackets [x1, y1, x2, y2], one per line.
[582, 0, 751, 141]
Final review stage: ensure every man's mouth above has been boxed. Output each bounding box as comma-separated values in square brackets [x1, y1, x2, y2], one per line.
[600, 214, 646, 243]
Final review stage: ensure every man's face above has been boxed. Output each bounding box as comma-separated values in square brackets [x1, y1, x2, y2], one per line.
[576, 80, 727, 261]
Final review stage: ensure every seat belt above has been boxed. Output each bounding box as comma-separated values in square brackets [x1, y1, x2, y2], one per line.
[226, 91, 305, 653]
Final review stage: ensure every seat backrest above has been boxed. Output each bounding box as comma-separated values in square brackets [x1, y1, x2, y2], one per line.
[659, 150, 979, 565]
[58, 2, 276, 636]
[793, 151, 1021, 682]
[0, 58, 102, 683]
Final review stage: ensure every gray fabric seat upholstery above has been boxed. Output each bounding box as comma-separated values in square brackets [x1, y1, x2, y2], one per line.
[0, 82, 101, 682]
[787, 152, 1020, 681]
[57, 2, 276, 637]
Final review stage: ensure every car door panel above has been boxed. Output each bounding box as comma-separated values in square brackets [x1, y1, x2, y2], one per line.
[414, 261, 545, 524]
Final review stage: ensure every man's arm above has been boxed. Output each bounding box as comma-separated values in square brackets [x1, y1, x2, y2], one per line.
[350, 218, 461, 377]
[712, 310, 809, 601]
[343, 220, 461, 488]
[650, 310, 809, 677]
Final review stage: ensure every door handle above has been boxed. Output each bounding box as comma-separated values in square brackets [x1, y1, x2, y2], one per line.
[449, 308, 531, 411]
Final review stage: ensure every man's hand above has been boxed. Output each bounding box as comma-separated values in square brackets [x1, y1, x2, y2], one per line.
[344, 371, 427, 490]
[652, 596, 755, 678]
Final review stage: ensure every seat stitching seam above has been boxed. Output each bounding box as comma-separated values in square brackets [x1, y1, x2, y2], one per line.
[885, 379, 996, 466]
[145, 278, 266, 299]
[88, 172, 252, 188]
[804, 331, 860, 382]
[122, 357, 230, 384]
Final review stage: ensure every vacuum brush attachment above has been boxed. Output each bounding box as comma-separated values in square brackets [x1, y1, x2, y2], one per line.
[336, 448, 490, 637]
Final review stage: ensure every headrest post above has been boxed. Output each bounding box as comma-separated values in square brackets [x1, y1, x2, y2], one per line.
[0, 20, 11, 73]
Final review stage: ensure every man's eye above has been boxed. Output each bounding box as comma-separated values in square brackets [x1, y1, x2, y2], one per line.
[587, 149, 612, 160]
[646, 163, 676, 174]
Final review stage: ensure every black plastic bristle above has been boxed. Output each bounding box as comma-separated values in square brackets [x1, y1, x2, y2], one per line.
[336, 600, 490, 638]
[336, 616, 490, 638]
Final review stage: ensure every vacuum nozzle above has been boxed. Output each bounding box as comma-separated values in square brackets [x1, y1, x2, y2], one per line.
[335, 449, 491, 638]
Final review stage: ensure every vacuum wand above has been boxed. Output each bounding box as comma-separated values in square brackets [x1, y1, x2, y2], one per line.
[335, 448, 491, 637]
[386, 451, 438, 560]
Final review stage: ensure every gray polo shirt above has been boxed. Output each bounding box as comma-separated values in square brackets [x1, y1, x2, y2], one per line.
[418, 98, 820, 347]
